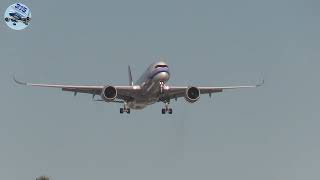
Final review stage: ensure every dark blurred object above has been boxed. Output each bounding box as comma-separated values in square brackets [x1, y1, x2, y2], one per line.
[36, 176, 49, 180]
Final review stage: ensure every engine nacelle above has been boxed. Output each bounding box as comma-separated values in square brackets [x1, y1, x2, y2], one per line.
[185, 86, 200, 103]
[101, 86, 117, 102]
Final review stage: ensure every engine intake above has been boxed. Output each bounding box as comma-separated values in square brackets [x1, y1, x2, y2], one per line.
[101, 86, 117, 102]
[185, 86, 200, 103]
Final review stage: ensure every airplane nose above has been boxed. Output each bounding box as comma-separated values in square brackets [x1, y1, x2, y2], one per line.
[156, 71, 170, 82]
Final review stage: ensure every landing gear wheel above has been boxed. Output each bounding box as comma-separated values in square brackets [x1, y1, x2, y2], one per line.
[120, 108, 124, 114]
[161, 101, 173, 114]
[5, 17, 9, 22]
[13, 22, 16, 26]
[127, 108, 131, 114]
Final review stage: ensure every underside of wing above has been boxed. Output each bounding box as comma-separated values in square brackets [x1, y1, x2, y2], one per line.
[14, 76, 104, 94]
[13, 77, 141, 101]
[165, 80, 264, 101]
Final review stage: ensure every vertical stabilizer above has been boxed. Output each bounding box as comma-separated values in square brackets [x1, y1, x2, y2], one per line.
[128, 65, 133, 86]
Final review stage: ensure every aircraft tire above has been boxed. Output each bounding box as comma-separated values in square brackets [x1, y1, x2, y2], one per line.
[161, 108, 166, 114]
[120, 108, 124, 114]
[168, 108, 173, 114]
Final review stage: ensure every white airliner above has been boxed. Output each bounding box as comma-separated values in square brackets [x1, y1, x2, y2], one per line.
[14, 61, 263, 114]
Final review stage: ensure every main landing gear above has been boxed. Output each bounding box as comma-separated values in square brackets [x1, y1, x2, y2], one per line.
[161, 102, 173, 114]
[120, 102, 130, 114]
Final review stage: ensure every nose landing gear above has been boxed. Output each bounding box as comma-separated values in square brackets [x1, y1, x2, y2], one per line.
[160, 81, 165, 94]
[159, 82, 172, 114]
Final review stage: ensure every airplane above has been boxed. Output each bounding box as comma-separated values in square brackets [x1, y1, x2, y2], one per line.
[14, 61, 263, 114]
[5, 11, 31, 26]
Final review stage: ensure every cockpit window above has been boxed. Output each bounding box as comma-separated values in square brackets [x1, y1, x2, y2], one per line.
[155, 65, 168, 68]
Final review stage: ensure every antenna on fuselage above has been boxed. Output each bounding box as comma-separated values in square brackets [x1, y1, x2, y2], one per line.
[128, 65, 133, 86]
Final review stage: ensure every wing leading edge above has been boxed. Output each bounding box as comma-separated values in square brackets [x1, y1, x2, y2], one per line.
[14, 76, 104, 94]
[166, 80, 264, 99]
[13, 77, 140, 101]
[14, 76, 263, 102]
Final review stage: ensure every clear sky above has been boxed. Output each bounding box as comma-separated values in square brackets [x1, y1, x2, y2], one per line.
[1, 0, 320, 179]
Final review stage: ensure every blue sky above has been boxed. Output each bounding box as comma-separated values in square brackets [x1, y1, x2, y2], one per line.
[1, 0, 320, 179]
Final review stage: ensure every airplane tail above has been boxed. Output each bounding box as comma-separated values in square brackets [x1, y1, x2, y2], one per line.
[128, 65, 133, 86]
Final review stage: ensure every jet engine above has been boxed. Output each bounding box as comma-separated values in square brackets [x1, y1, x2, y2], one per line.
[185, 86, 200, 103]
[101, 86, 117, 102]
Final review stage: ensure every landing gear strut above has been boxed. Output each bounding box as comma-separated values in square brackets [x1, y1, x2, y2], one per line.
[120, 102, 130, 114]
[160, 81, 165, 94]
[161, 101, 173, 114]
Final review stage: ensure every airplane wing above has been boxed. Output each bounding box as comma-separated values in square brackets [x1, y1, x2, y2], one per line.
[13, 77, 140, 101]
[165, 80, 264, 100]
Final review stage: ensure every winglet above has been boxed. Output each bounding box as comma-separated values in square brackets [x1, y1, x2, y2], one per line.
[13, 76, 27, 85]
[256, 79, 264, 87]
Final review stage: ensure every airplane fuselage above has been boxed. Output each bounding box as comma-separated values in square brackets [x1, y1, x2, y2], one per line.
[127, 62, 170, 109]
